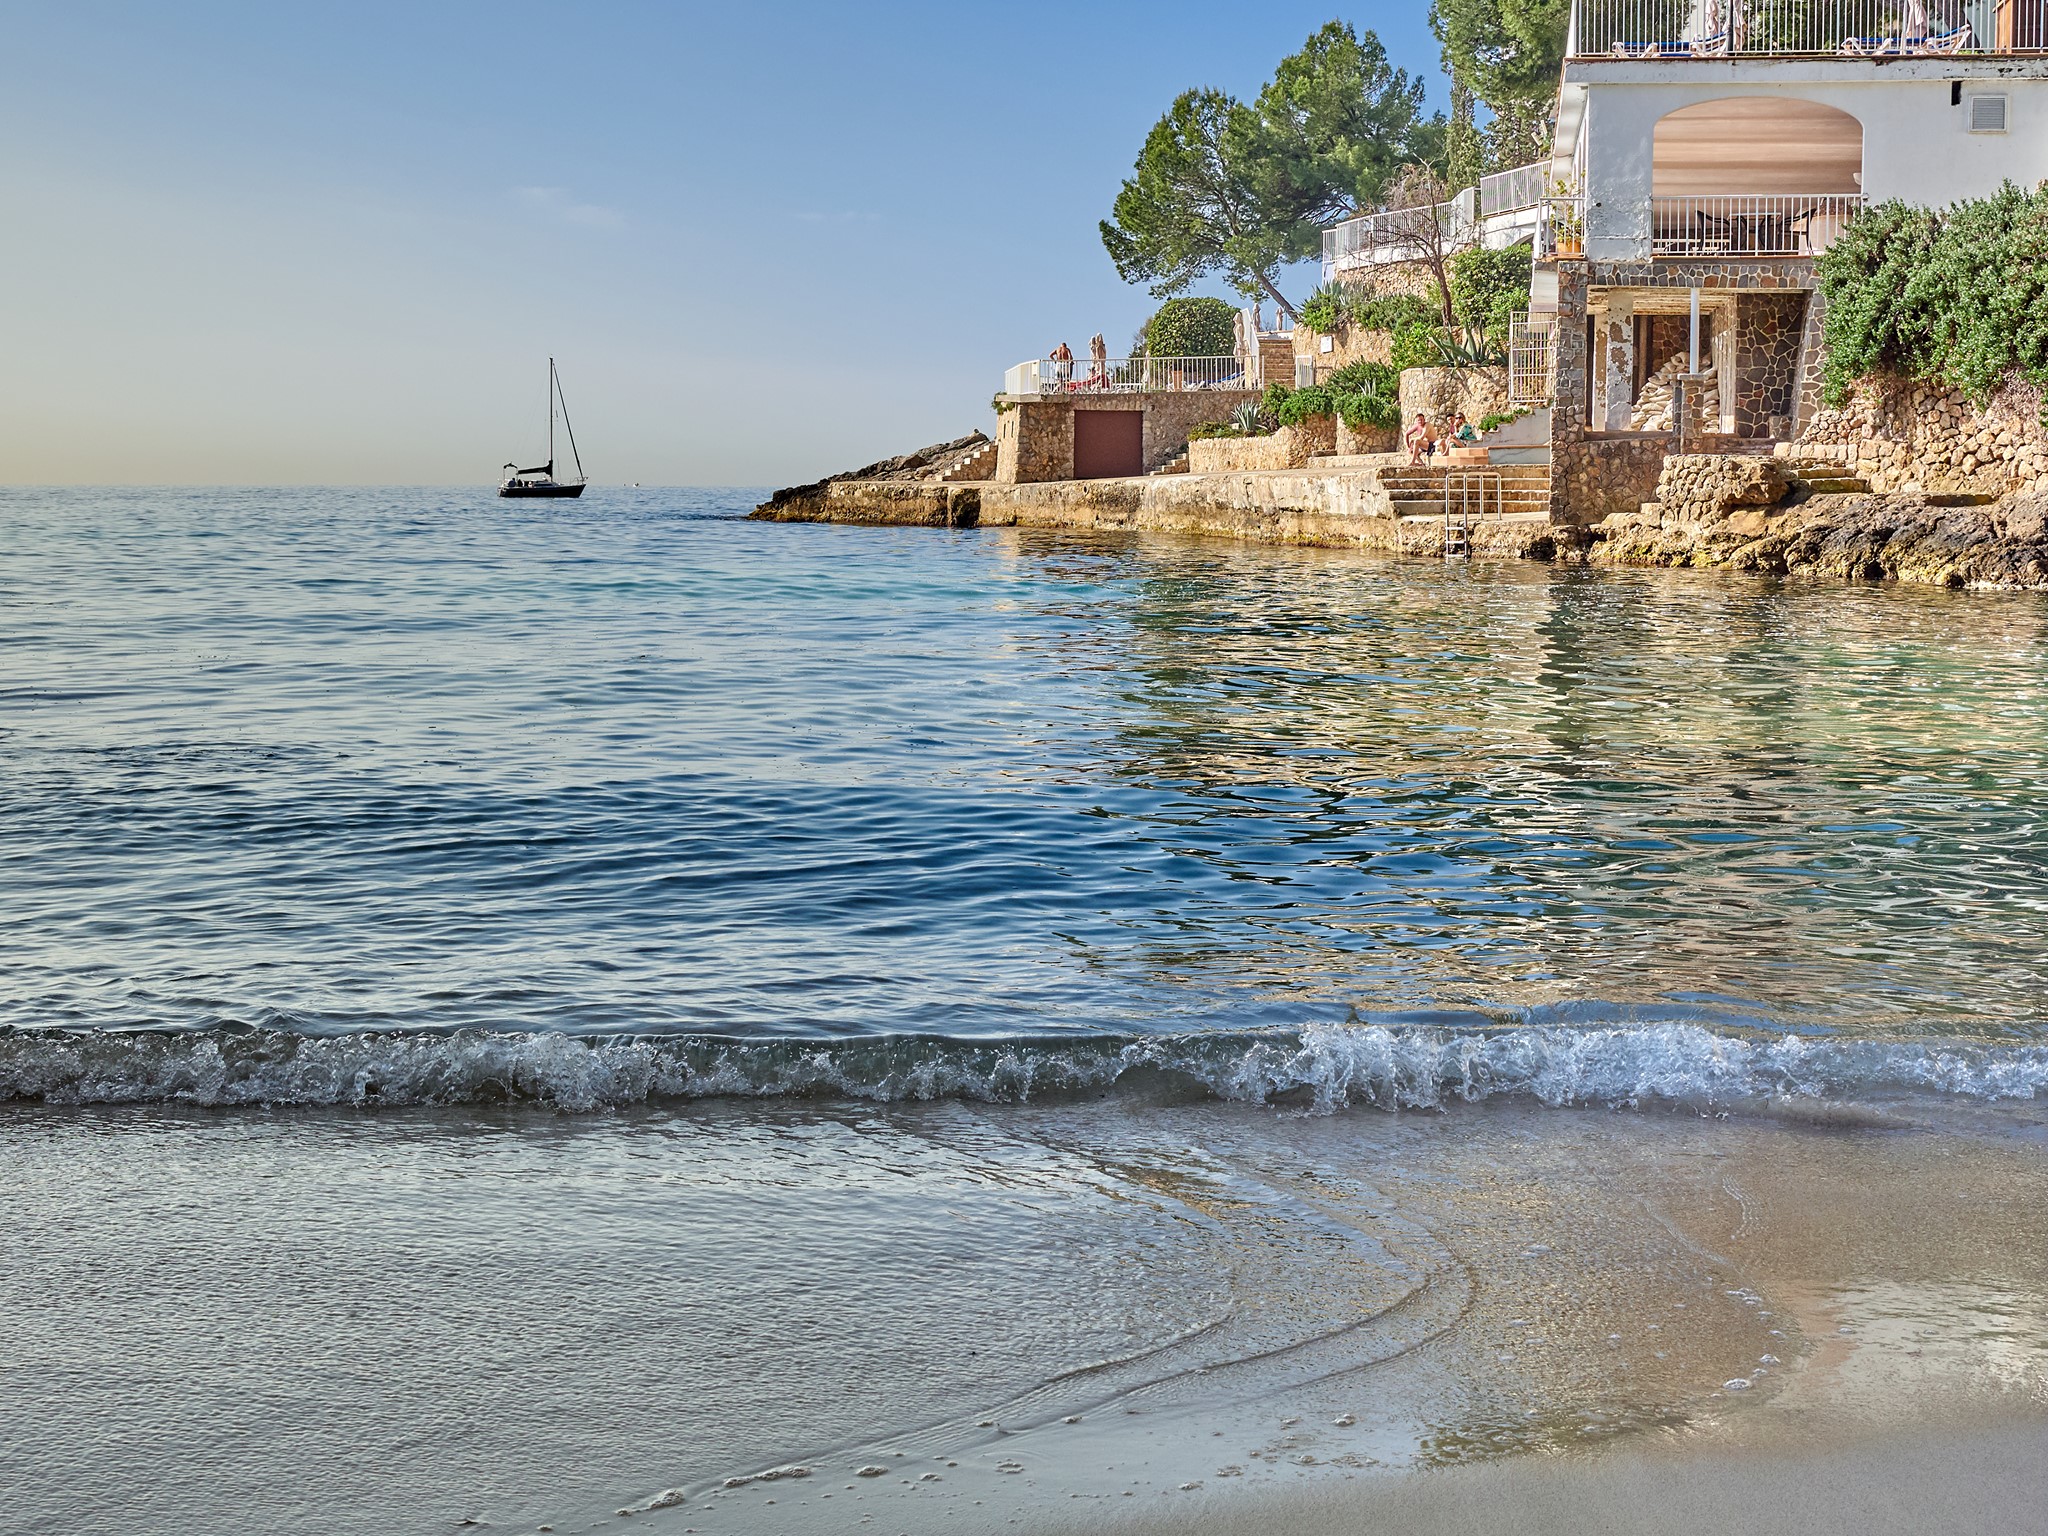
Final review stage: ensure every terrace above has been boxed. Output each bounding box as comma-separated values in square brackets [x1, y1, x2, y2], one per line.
[1569, 0, 2047, 56]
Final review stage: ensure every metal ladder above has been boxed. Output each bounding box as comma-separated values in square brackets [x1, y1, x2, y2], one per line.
[1439, 468, 1501, 559]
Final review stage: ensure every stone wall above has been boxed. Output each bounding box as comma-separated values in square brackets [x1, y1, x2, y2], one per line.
[1398, 366, 1513, 435]
[1187, 435, 1291, 473]
[1732, 293, 1806, 438]
[1648, 455, 1790, 523]
[993, 391, 1258, 483]
[1554, 435, 1670, 526]
[1795, 373, 2048, 496]
[1337, 419, 1399, 455]
[1186, 416, 1351, 472]
[1292, 324, 1395, 384]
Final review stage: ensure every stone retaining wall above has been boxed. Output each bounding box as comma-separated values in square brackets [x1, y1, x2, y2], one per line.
[1796, 374, 2048, 496]
[1649, 455, 1790, 524]
[994, 390, 1259, 483]
[1399, 366, 1513, 437]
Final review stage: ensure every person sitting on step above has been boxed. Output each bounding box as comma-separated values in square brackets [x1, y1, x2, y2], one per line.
[1405, 413, 1436, 465]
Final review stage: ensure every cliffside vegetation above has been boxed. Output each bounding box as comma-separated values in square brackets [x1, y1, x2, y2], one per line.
[1817, 183, 2048, 408]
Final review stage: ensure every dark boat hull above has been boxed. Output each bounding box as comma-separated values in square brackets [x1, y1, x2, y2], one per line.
[498, 482, 587, 499]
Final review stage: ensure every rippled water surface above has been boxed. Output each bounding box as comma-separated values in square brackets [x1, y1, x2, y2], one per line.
[3, 485, 2047, 1106]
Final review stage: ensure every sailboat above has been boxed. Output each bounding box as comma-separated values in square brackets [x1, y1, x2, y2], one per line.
[499, 358, 588, 498]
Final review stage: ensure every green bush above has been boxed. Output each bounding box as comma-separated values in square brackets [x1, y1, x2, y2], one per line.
[1448, 242, 1533, 343]
[1297, 283, 1350, 335]
[1272, 384, 1335, 425]
[1391, 321, 1443, 372]
[1350, 293, 1436, 332]
[1143, 296, 1239, 358]
[1324, 359, 1400, 430]
[1476, 407, 1532, 433]
[1817, 184, 2048, 408]
[1187, 421, 1242, 440]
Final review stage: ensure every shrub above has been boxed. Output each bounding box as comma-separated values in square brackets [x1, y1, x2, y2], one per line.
[1187, 421, 1242, 440]
[1350, 293, 1436, 333]
[1143, 296, 1238, 358]
[1324, 359, 1400, 430]
[1476, 407, 1533, 433]
[1391, 321, 1443, 372]
[1448, 242, 1533, 343]
[1297, 283, 1350, 335]
[1263, 384, 1338, 426]
[1818, 184, 2048, 408]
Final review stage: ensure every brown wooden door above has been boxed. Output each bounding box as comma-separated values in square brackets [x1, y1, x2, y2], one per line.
[1073, 410, 1143, 479]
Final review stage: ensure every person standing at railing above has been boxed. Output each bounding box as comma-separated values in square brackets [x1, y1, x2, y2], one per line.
[1089, 333, 1107, 389]
[1051, 341, 1073, 388]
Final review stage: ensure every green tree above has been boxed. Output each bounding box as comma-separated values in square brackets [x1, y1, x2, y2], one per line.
[1448, 241, 1533, 340]
[1100, 88, 1320, 320]
[1252, 21, 1445, 218]
[1429, 0, 1570, 172]
[1143, 297, 1239, 357]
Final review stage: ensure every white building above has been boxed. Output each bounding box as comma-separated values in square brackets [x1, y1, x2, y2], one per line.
[1322, 0, 2048, 517]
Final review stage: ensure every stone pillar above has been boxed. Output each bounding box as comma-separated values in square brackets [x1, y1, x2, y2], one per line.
[1599, 294, 1636, 433]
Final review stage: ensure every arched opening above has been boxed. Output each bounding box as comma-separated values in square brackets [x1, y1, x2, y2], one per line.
[1652, 97, 1863, 196]
[1650, 98, 1863, 256]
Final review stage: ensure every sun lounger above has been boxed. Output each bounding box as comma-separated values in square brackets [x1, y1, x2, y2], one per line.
[1611, 32, 1726, 56]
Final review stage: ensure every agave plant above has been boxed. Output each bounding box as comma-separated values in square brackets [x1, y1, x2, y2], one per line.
[1231, 400, 1263, 436]
[1429, 327, 1509, 368]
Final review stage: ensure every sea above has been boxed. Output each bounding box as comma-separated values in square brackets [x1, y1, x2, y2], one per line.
[4, 486, 2046, 1536]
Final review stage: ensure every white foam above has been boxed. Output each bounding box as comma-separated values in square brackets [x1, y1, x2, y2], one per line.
[0, 1018, 2042, 1113]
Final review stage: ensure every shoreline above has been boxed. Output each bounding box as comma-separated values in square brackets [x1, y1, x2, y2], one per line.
[750, 469, 2048, 590]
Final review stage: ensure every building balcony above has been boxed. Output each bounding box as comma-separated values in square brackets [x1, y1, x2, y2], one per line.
[1321, 166, 1549, 279]
[1538, 193, 1865, 260]
[1002, 355, 1254, 396]
[1569, 0, 2047, 58]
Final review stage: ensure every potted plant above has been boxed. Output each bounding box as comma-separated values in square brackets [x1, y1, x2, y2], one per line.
[1546, 174, 1584, 257]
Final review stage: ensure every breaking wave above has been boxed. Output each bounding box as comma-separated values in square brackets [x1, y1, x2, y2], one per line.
[1, 1020, 2045, 1114]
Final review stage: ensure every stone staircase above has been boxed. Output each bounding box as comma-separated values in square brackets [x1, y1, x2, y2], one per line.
[1148, 448, 1191, 476]
[931, 438, 999, 483]
[1381, 463, 1554, 522]
[1784, 458, 1870, 495]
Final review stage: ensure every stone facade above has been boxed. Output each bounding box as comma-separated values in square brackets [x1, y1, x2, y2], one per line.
[1336, 419, 1400, 455]
[1647, 455, 1791, 523]
[1732, 293, 1806, 438]
[1796, 373, 2048, 496]
[1553, 435, 1671, 526]
[993, 390, 1259, 483]
[1398, 366, 1513, 436]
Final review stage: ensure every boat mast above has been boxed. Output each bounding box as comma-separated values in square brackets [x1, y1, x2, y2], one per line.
[548, 356, 556, 472]
[554, 359, 586, 484]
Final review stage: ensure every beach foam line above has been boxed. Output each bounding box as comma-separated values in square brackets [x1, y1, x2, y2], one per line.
[1, 1019, 2044, 1113]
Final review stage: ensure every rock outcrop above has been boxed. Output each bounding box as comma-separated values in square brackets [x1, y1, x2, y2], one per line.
[1594, 480, 2048, 589]
[754, 433, 989, 519]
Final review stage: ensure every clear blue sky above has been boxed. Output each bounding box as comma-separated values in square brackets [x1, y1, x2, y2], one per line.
[2, 2, 1446, 486]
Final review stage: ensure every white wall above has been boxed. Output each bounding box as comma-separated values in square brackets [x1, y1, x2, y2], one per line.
[1569, 61, 2048, 258]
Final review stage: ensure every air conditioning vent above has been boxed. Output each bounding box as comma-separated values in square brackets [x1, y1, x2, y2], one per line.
[1969, 93, 2008, 133]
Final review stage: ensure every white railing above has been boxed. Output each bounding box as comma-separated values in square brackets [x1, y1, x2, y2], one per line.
[1322, 201, 1474, 277]
[1507, 314, 1556, 403]
[1571, 0, 2041, 54]
[1650, 194, 1866, 256]
[1480, 162, 1549, 216]
[1001, 355, 1253, 396]
[1535, 195, 1586, 259]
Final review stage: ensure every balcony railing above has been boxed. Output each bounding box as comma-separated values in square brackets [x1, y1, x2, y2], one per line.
[1650, 194, 1865, 256]
[1572, 0, 2046, 55]
[1536, 195, 1586, 259]
[1002, 355, 1252, 396]
[1480, 162, 1548, 216]
[1322, 201, 1473, 276]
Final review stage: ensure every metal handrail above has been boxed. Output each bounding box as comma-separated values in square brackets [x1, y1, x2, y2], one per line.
[1480, 162, 1549, 215]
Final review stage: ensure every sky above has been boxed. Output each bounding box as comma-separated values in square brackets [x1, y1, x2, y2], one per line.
[2, 2, 1446, 486]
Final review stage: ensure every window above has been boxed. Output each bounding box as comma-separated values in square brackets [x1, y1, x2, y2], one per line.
[1968, 94, 2009, 133]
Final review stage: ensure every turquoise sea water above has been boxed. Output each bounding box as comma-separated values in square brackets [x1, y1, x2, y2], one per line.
[3, 486, 2047, 1108]
[7, 487, 2048, 1536]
